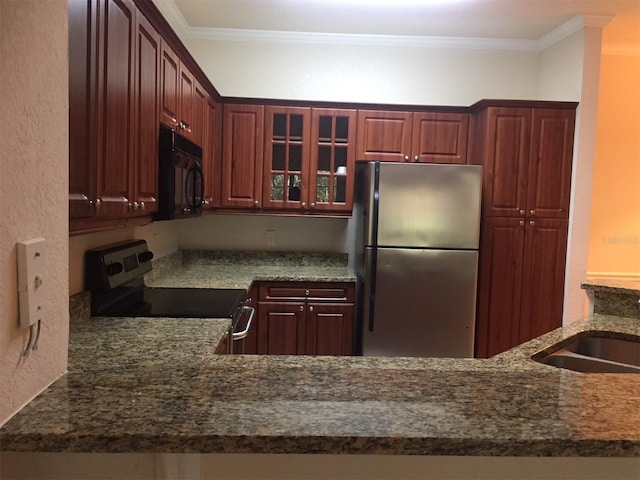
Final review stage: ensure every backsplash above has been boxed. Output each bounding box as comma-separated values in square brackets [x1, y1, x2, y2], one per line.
[182, 250, 348, 267]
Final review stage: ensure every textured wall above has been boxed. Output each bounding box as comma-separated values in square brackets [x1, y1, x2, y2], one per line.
[588, 53, 640, 277]
[0, 0, 69, 425]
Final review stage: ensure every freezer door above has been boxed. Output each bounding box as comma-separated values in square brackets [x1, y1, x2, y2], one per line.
[376, 163, 482, 249]
[362, 247, 478, 357]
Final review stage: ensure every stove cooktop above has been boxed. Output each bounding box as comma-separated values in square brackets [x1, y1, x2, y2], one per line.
[95, 287, 247, 319]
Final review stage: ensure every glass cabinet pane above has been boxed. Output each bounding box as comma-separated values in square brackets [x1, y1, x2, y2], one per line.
[289, 144, 302, 171]
[318, 146, 331, 173]
[335, 146, 347, 170]
[290, 114, 303, 140]
[288, 174, 301, 200]
[319, 116, 332, 141]
[272, 144, 286, 171]
[334, 176, 346, 203]
[335, 117, 349, 143]
[271, 174, 284, 201]
[273, 114, 286, 140]
[316, 175, 330, 203]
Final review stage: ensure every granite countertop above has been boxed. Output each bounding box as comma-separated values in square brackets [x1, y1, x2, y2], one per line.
[581, 277, 640, 296]
[144, 250, 355, 290]
[1, 313, 638, 456]
[1, 255, 639, 456]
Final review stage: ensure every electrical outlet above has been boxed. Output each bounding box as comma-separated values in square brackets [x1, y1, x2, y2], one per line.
[266, 230, 276, 246]
[17, 237, 46, 328]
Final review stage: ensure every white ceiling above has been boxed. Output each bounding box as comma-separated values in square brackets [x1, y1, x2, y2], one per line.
[168, 0, 640, 44]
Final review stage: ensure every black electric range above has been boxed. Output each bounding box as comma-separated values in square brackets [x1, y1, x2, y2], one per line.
[84, 240, 254, 352]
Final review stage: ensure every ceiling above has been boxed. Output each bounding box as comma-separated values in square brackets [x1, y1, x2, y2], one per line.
[168, 0, 640, 44]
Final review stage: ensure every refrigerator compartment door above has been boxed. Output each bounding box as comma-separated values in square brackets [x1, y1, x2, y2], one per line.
[376, 163, 482, 249]
[362, 247, 478, 358]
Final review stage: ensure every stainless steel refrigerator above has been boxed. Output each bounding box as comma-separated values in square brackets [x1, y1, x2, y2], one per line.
[353, 161, 482, 357]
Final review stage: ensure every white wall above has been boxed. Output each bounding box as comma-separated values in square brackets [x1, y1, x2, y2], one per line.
[187, 38, 540, 105]
[178, 214, 348, 252]
[0, 0, 69, 425]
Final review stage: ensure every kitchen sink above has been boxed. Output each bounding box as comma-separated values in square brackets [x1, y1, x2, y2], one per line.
[532, 332, 640, 373]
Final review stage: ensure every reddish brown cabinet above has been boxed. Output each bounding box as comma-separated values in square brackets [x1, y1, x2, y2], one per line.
[356, 110, 413, 163]
[254, 282, 355, 356]
[356, 109, 469, 164]
[69, 0, 160, 227]
[221, 104, 265, 208]
[132, 11, 161, 216]
[202, 95, 222, 209]
[159, 41, 180, 129]
[476, 217, 569, 357]
[260, 106, 357, 213]
[159, 41, 205, 146]
[263, 106, 312, 210]
[310, 108, 357, 212]
[472, 102, 576, 357]
[472, 106, 575, 219]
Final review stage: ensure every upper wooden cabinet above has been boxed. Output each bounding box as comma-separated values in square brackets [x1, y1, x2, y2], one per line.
[310, 109, 357, 212]
[69, 0, 160, 225]
[356, 109, 469, 164]
[159, 41, 206, 146]
[221, 104, 265, 208]
[260, 106, 357, 213]
[263, 106, 312, 210]
[412, 112, 468, 164]
[471, 106, 576, 219]
[202, 94, 222, 209]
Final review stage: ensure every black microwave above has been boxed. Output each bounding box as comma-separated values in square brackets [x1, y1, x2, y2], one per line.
[155, 125, 204, 221]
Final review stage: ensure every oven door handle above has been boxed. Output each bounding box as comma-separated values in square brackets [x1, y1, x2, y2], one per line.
[232, 305, 255, 341]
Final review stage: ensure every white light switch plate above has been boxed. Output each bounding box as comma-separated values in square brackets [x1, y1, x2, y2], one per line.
[17, 237, 46, 328]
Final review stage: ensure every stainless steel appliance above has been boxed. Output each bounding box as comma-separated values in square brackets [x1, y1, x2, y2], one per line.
[353, 161, 482, 357]
[85, 240, 254, 354]
[155, 125, 205, 221]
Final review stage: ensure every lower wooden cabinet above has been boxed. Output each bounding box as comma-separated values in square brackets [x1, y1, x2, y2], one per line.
[475, 216, 569, 357]
[243, 282, 355, 356]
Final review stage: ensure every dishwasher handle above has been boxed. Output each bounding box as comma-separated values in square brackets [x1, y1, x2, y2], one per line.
[232, 305, 255, 341]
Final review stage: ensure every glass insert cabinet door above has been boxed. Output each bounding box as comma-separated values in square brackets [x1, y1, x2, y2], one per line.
[263, 106, 311, 209]
[263, 106, 356, 212]
[310, 109, 356, 212]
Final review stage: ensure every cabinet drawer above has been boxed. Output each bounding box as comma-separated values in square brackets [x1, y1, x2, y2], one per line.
[259, 282, 355, 302]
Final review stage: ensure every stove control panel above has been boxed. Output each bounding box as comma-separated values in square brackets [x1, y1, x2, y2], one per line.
[85, 239, 154, 291]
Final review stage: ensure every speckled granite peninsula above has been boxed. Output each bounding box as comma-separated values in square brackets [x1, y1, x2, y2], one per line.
[582, 277, 640, 319]
[1, 252, 639, 457]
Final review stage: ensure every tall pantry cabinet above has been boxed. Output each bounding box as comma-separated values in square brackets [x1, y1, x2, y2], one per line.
[471, 102, 577, 358]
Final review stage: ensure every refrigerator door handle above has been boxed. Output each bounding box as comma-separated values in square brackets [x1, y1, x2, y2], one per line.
[363, 248, 377, 332]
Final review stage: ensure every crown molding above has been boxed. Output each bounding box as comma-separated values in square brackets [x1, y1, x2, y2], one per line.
[189, 27, 544, 50]
[152, 0, 190, 40]
[164, 4, 617, 53]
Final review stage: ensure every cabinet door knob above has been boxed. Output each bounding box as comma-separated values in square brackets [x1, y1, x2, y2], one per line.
[309, 305, 314, 312]
[253, 200, 259, 207]
[404, 155, 410, 162]
[299, 305, 304, 311]
[305, 289, 309, 296]
[529, 220, 535, 225]
[519, 209, 525, 215]
[310, 202, 316, 209]
[530, 209, 535, 215]
[519, 220, 525, 226]
[301, 202, 307, 209]
[414, 155, 419, 162]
